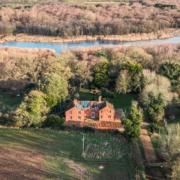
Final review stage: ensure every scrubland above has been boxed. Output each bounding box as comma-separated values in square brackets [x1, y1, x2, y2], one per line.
[0, 1, 179, 38]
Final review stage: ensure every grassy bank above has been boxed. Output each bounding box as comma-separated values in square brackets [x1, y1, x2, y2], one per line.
[0, 128, 136, 179]
[0, 29, 179, 44]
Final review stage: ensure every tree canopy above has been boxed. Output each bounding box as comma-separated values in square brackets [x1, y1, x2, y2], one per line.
[40, 73, 68, 108]
[14, 90, 49, 127]
[123, 101, 143, 138]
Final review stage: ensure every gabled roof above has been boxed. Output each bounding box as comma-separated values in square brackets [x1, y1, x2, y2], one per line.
[92, 101, 106, 110]
[99, 102, 114, 111]
[73, 99, 114, 111]
[75, 101, 90, 110]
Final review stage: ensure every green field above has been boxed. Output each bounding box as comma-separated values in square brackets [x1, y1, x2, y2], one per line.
[0, 128, 135, 179]
[0, 88, 138, 179]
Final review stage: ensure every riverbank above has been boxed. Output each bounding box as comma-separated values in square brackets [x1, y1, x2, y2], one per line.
[0, 47, 55, 58]
[0, 29, 179, 44]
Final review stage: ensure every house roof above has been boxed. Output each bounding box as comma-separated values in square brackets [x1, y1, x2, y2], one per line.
[75, 101, 90, 109]
[73, 99, 113, 111]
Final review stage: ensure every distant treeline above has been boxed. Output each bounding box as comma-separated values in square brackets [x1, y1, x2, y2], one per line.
[0, 2, 179, 36]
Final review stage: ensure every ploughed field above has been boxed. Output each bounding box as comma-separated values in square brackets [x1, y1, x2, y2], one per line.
[0, 128, 136, 180]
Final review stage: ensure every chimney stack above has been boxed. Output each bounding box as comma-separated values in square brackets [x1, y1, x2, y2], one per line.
[98, 96, 102, 103]
[73, 99, 78, 105]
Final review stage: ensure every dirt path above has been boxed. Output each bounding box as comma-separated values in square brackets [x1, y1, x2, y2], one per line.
[140, 129, 156, 163]
[140, 129, 167, 179]
[0, 146, 48, 180]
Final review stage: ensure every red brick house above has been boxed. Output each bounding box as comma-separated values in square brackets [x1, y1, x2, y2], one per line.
[65, 97, 122, 130]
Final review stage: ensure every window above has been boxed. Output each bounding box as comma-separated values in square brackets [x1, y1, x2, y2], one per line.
[108, 116, 111, 119]
[91, 112, 95, 119]
[101, 115, 103, 119]
[78, 111, 81, 114]
[70, 116, 72, 119]
[78, 116, 81, 120]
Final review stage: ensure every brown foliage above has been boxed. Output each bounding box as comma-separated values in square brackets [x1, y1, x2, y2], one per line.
[0, 2, 179, 36]
[0, 47, 55, 90]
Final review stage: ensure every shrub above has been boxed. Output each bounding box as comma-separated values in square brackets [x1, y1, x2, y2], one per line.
[140, 70, 178, 124]
[158, 62, 180, 93]
[172, 157, 180, 180]
[44, 114, 65, 129]
[40, 73, 68, 108]
[142, 93, 165, 124]
[126, 47, 153, 68]
[13, 90, 49, 127]
[123, 101, 143, 138]
[141, 70, 177, 104]
[116, 70, 130, 94]
[95, 51, 107, 58]
[116, 62, 144, 94]
[93, 60, 110, 88]
[159, 124, 180, 179]
[0, 112, 14, 126]
[101, 89, 114, 98]
[148, 122, 165, 133]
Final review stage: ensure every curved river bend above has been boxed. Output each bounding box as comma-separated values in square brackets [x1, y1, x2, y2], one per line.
[0, 36, 180, 54]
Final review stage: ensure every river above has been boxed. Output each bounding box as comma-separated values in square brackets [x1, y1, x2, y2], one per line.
[0, 36, 180, 54]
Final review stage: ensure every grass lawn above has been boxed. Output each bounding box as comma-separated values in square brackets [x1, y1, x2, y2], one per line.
[0, 128, 135, 179]
[79, 88, 137, 111]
